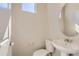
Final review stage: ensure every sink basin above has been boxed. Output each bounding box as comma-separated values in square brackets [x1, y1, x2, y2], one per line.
[51, 37, 79, 56]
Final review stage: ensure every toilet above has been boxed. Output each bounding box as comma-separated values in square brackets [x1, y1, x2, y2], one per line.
[33, 40, 55, 56]
[33, 49, 52, 56]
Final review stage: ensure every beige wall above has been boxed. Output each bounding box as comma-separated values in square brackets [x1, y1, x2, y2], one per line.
[11, 3, 78, 56]
[12, 3, 48, 56]
[11, 3, 67, 56]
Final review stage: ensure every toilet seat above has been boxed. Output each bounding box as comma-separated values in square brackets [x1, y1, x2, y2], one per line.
[33, 49, 52, 56]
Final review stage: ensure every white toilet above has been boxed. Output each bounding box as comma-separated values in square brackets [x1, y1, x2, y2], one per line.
[33, 49, 52, 56]
[33, 40, 55, 56]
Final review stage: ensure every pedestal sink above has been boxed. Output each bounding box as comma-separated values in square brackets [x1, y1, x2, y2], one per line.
[51, 36, 79, 56]
[52, 3, 79, 56]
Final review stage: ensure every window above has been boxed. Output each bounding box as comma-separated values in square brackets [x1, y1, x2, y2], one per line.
[21, 3, 35, 13]
[0, 3, 9, 9]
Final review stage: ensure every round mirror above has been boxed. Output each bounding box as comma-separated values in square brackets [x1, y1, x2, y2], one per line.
[60, 3, 79, 37]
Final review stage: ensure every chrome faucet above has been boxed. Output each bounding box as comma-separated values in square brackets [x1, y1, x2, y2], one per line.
[65, 39, 72, 43]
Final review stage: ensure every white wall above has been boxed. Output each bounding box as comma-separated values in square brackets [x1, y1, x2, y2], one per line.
[12, 3, 48, 56]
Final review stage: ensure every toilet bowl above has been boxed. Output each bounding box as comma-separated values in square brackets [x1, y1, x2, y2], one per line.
[33, 49, 52, 56]
[33, 40, 55, 56]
